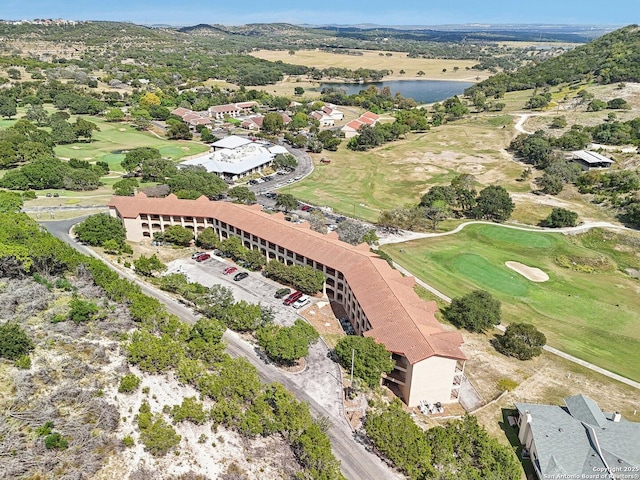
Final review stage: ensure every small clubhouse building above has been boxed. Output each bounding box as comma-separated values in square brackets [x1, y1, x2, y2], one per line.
[108, 193, 466, 407]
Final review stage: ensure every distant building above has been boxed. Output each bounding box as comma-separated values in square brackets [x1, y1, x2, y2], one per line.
[208, 101, 259, 120]
[570, 150, 615, 170]
[241, 113, 291, 131]
[179, 135, 284, 181]
[515, 394, 640, 480]
[170, 107, 211, 129]
[341, 111, 380, 138]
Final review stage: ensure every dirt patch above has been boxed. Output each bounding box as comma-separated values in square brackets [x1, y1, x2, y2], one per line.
[505, 261, 549, 282]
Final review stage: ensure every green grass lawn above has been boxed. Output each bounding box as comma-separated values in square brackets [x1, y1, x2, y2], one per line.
[381, 224, 640, 382]
[54, 117, 209, 170]
[286, 116, 520, 222]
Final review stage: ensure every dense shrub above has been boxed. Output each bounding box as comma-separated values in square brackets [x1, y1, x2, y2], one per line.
[0, 322, 34, 361]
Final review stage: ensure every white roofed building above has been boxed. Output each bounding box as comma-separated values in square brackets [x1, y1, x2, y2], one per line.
[181, 135, 284, 181]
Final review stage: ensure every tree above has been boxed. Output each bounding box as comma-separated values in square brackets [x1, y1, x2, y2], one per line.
[336, 219, 375, 245]
[543, 208, 579, 227]
[444, 290, 501, 332]
[494, 322, 546, 360]
[334, 336, 395, 388]
[139, 92, 161, 109]
[195, 227, 220, 249]
[256, 319, 319, 365]
[140, 157, 177, 182]
[167, 121, 193, 140]
[134, 254, 167, 277]
[420, 185, 456, 208]
[473, 185, 514, 221]
[121, 147, 161, 173]
[0, 323, 34, 361]
[137, 403, 181, 456]
[73, 117, 99, 141]
[0, 191, 24, 213]
[275, 193, 298, 212]
[167, 167, 228, 198]
[118, 374, 141, 393]
[424, 200, 450, 231]
[25, 104, 50, 126]
[112, 178, 139, 196]
[273, 153, 297, 170]
[105, 108, 125, 122]
[550, 116, 567, 129]
[63, 168, 102, 191]
[262, 112, 285, 134]
[365, 399, 433, 480]
[537, 173, 564, 195]
[228, 186, 256, 204]
[161, 225, 194, 246]
[294, 86, 305, 96]
[50, 118, 78, 144]
[0, 96, 17, 119]
[74, 213, 126, 247]
[623, 202, 640, 225]
[68, 297, 99, 323]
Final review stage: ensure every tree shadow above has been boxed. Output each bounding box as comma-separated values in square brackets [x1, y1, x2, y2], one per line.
[500, 408, 536, 480]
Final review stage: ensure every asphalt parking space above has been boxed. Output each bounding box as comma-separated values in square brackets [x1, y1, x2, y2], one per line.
[167, 253, 315, 327]
[164, 253, 345, 417]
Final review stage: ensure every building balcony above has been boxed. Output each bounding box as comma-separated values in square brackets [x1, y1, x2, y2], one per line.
[385, 369, 406, 385]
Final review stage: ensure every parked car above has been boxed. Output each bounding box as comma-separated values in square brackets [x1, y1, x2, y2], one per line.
[46, 193, 52, 197]
[233, 272, 249, 281]
[300, 205, 312, 211]
[223, 266, 238, 275]
[53, 193, 59, 197]
[292, 295, 310, 309]
[191, 251, 206, 259]
[195, 253, 211, 262]
[283, 291, 303, 306]
[274, 287, 291, 299]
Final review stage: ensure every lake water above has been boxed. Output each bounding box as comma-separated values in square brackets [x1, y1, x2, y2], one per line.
[318, 79, 473, 104]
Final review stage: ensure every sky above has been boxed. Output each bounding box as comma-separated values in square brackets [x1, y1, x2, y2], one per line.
[0, 0, 636, 26]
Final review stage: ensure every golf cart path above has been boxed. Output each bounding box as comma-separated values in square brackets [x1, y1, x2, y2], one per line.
[381, 220, 640, 391]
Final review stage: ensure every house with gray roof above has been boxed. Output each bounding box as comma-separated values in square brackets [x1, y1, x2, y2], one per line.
[515, 394, 640, 479]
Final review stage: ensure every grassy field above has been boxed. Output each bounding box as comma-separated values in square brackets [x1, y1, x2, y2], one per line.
[54, 117, 209, 170]
[285, 115, 527, 222]
[250, 49, 491, 82]
[381, 224, 640, 382]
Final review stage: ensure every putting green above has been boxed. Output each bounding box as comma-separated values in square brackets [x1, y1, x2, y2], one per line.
[382, 224, 640, 382]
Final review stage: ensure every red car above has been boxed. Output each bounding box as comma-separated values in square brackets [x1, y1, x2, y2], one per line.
[283, 291, 303, 306]
[300, 205, 312, 211]
[195, 253, 210, 262]
[223, 266, 238, 275]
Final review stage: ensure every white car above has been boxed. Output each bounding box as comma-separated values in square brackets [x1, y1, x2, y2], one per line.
[292, 295, 310, 309]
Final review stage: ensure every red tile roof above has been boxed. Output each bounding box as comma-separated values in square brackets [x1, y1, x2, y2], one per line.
[108, 193, 465, 363]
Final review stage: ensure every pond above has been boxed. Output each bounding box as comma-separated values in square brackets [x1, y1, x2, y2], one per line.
[318, 79, 474, 104]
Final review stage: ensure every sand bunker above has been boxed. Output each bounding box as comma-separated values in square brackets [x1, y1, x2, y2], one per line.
[505, 261, 549, 282]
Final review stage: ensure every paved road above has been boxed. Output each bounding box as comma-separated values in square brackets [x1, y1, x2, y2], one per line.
[42, 217, 400, 480]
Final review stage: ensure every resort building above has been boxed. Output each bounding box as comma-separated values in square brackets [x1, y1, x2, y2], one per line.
[208, 101, 259, 120]
[341, 111, 380, 138]
[108, 193, 466, 407]
[179, 135, 288, 181]
[515, 395, 640, 479]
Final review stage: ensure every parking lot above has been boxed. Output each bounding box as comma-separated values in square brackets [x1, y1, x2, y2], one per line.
[165, 252, 346, 416]
[169, 252, 316, 327]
